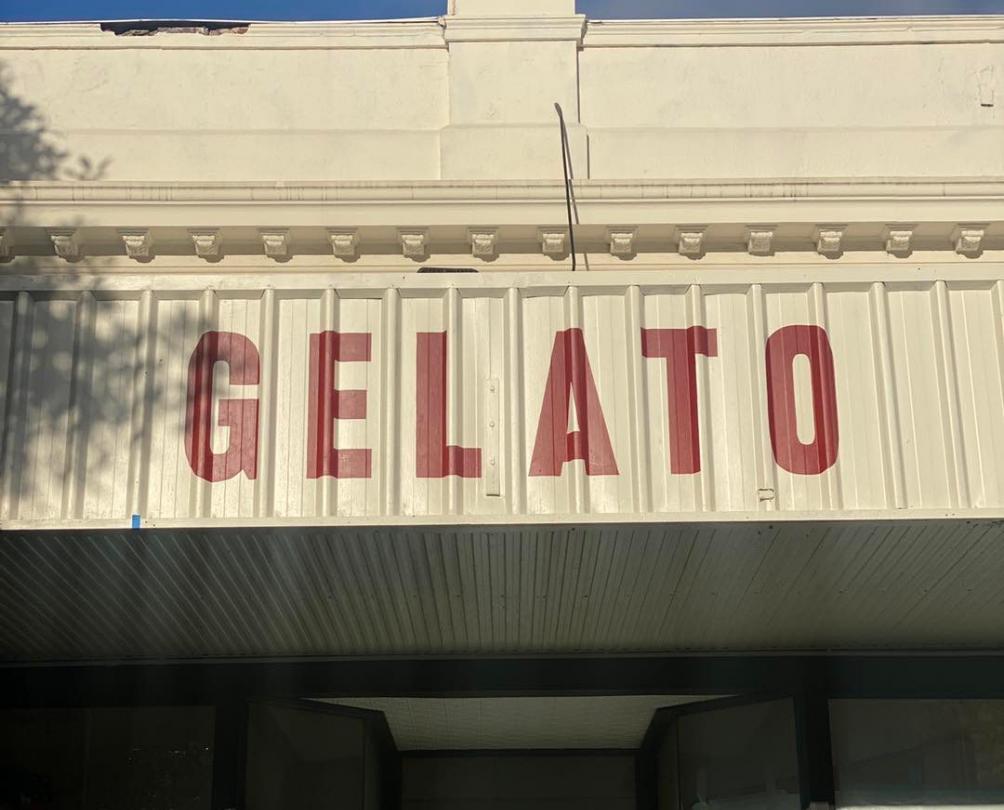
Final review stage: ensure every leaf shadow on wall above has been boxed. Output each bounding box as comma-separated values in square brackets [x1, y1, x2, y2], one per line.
[0, 63, 193, 667]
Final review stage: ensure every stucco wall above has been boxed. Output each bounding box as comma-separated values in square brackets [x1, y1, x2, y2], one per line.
[2, 5, 1002, 184]
[1, 35, 449, 181]
[580, 41, 1004, 179]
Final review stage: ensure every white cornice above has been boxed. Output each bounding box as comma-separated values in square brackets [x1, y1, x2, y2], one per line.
[3, 178, 1003, 233]
[583, 15, 1004, 47]
[7, 177, 1004, 203]
[5, 15, 1004, 50]
[0, 19, 447, 49]
[444, 15, 586, 43]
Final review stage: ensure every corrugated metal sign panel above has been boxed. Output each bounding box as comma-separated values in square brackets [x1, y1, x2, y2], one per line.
[3, 269, 1004, 529]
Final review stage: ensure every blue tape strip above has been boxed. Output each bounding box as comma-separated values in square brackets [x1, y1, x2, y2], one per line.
[131, 514, 141, 530]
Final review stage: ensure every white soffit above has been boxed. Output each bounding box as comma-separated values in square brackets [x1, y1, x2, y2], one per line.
[318, 695, 712, 750]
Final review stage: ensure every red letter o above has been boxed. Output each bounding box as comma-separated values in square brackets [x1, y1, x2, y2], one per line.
[765, 325, 839, 475]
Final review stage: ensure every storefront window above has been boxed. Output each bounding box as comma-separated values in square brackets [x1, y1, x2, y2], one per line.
[0, 706, 214, 810]
[830, 700, 1004, 808]
[666, 699, 800, 810]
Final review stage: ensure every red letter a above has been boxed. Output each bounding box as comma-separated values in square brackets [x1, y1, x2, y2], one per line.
[529, 328, 618, 477]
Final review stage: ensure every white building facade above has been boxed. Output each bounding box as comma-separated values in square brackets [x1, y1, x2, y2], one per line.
[2, 2, 1004, 808]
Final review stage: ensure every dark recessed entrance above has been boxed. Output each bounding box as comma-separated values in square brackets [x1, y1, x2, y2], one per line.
[5, 658, 1004, 809]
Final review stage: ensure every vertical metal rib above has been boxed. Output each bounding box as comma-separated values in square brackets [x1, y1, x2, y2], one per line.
[447, 286, 462, 516]
[320, 288, 337, 519]
[811, 281, 842, 511]
[992, 280, 1004, 506]
[748, 284, 777, 512]
[626, 285, 651, 514]
[689, 284, 715, 513]
[381, 287, 401, 516]
[256, 289, 278, 519]
[934, 280, 971, 509]
[506, 287, 527, 515]
[128, 290, 156, 519]
[63, 291, 95, 520]
[193, 288, 217, 519]
[0, 292, 32, 521]
[869, 282, 907, 509]
[567, 285, 586, 515]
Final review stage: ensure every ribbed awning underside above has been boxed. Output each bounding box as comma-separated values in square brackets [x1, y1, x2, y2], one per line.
[0, 519, 1001, 663]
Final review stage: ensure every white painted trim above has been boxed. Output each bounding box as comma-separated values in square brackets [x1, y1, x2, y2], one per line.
[0, 19, 448, 49]
[7, 177, 1004, 203]
[8, 14, 1002, 51]
[444, 15, 586, 43]
[3, 265, 1004, 291]
[4, 507, 1004, 532]
[583, 15, 1004, 47]
[4, 179, 1002, 237]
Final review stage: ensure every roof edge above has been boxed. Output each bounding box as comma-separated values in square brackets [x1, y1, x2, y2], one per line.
[3, 14, 1004, 49]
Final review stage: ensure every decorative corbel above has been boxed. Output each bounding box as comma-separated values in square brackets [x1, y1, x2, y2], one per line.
[260, 230, 290, 262]
[540, 230, 568, 258]
[677, 228, 706, 258]
[607, 228, 637, 258]
[190, 230, 222, 262]
[50, 229, 81, 263]
[399, 229, 428, 261]
[814, 226, 845, 257]
[952, 224, 987, 257]
[468, 229, 498, 260]
[328, 229, 359, 260]
[120, 230, 153, 262]
[747, 227, 775, 257]
[885, 226, 915, 257]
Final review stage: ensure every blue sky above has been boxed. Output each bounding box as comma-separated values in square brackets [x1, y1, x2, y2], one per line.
[3, 0, 1003, 23]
